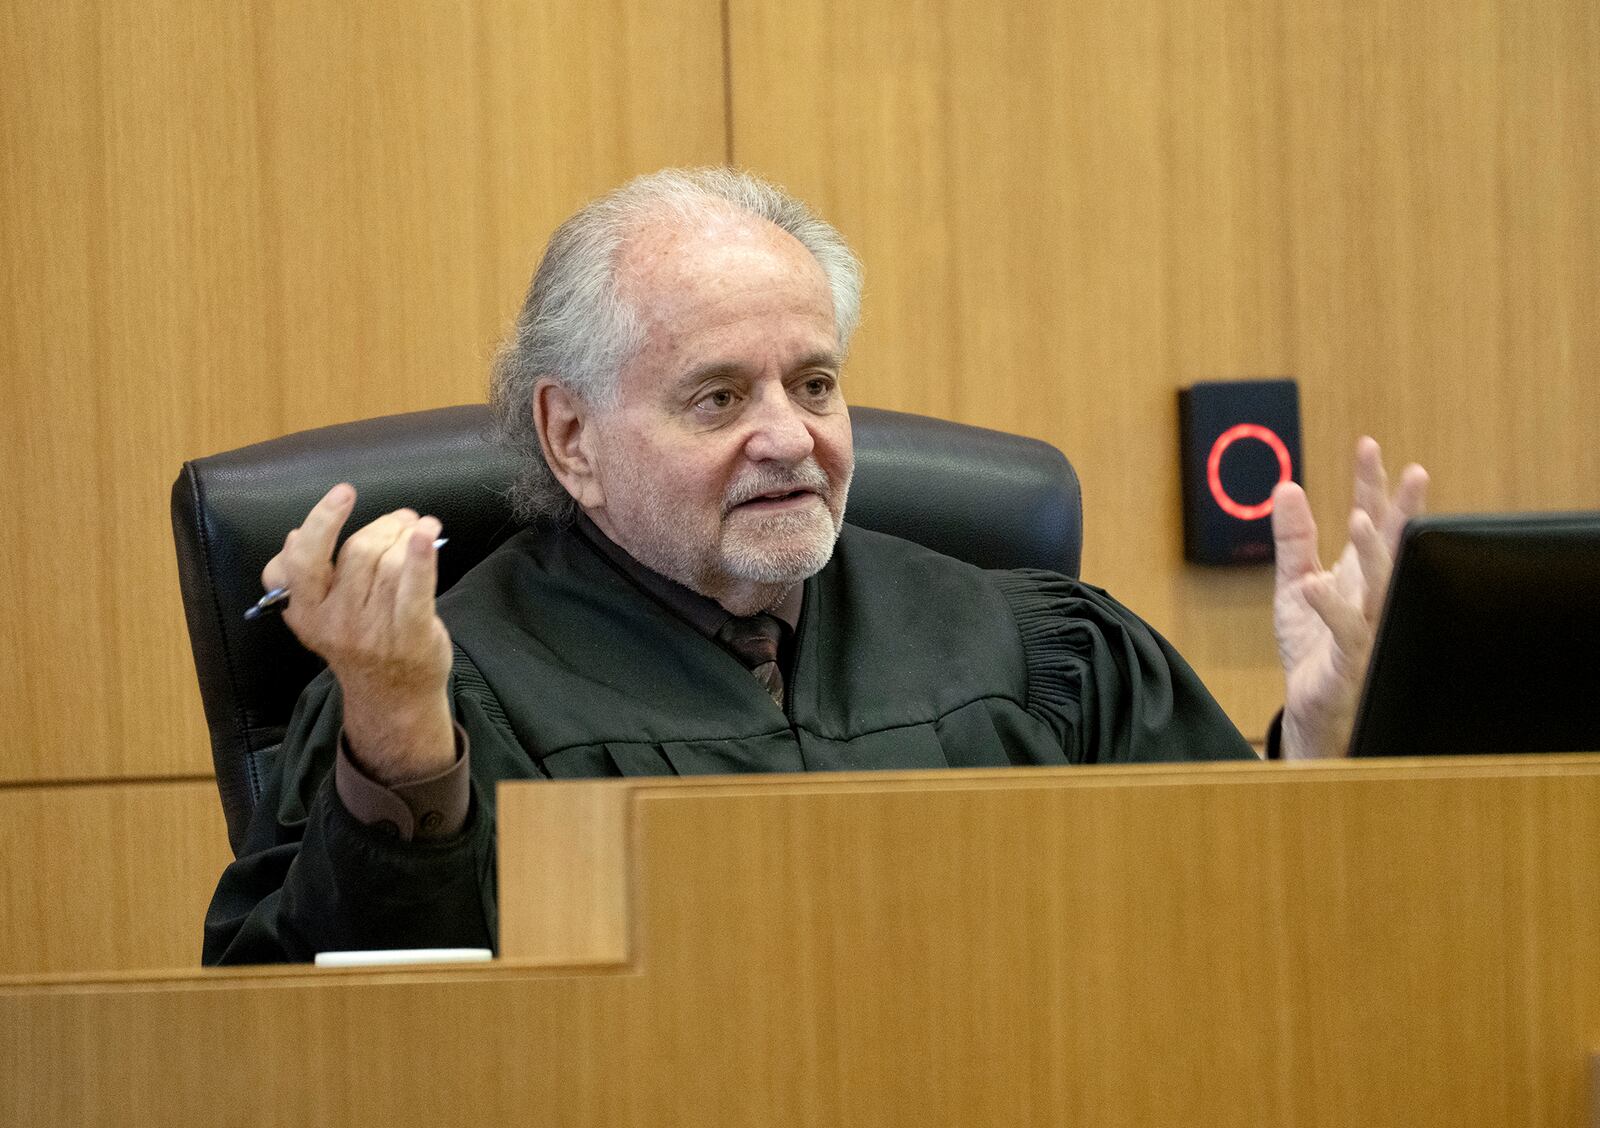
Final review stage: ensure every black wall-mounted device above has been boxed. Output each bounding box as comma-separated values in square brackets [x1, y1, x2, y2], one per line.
[1178, 378, 1302, 565]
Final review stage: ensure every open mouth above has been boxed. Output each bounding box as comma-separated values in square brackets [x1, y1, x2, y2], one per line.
[731, 488, 819, 511]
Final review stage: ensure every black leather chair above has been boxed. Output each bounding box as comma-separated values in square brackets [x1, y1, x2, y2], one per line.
[172, 404, 1082, 854]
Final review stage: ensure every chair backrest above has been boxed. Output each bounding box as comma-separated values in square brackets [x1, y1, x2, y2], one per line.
[172, 404, 1082, 853]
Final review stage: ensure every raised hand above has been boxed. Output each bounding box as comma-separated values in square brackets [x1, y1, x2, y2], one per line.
[1270, 439, 1429, 759]
[261, 483, 455, 782]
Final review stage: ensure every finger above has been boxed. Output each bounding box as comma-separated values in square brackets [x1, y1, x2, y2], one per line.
[261, 483, 357, 602]
[1367, 461, 1428, 556]
[1389, 462, 1430, 530]
[1301, 573, 1371, 677]
[1329, 541, 1364, 603]
[332, 512, 419, 582]
[1351, 436, 1389, 526]
[1271, 481, 1321, 583]
[1349, 509, 1392, 623]
[331, 507, 421, 600]
[366, 517, 423, 618]
[393, 517, 444, 638]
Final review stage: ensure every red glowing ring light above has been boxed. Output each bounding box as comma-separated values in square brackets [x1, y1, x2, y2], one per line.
[1206, 423, 1293, 521]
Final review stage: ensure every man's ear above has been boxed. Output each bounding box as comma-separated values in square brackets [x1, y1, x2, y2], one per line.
[533, 379, 605, 510]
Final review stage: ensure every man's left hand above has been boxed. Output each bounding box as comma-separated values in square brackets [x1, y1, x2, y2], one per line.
[1271, 438, 1429, 759]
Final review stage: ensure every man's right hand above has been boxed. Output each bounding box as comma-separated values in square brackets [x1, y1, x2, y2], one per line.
[261, 483, 455, 784]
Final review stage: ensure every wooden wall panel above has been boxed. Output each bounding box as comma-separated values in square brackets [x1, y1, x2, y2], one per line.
[0, 780, 230, 975]
[728, 0, 1599, 737]
[3, 0, 1594, 790]
[0, 0, 727, 783]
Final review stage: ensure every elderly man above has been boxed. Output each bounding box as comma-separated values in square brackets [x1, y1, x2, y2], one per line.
[204, 169, 1427, 964]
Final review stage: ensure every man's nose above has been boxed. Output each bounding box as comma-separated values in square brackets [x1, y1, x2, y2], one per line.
[743, 386, 816, 465]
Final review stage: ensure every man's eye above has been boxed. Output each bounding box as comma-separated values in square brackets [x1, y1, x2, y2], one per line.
[698, 389, 736, 410]
[801, 377, 835, 399]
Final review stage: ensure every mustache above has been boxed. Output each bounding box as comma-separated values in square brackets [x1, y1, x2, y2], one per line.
[723, 462, 833, 510]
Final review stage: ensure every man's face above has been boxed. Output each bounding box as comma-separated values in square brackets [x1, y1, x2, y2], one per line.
[582, 214, 854, 612]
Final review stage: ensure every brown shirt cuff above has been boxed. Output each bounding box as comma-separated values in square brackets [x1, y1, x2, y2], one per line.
[334, 725, 471, 841]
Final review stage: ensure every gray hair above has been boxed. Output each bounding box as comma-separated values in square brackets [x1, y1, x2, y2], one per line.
[489, 167, 864, 522]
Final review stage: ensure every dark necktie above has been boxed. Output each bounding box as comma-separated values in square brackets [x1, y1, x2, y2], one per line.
[717, 613, 785, 708]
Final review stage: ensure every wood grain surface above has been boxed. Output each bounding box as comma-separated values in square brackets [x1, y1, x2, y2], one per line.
[3, 0, 1596, 773]
[0, 0, 727, 783]
[0, 779, 230, 975]
[5, 757, 1599, 1127]
[728, 0, 1600, 732]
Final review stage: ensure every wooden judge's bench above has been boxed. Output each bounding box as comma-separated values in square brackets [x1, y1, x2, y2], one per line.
[4, 755, 1600, 1127]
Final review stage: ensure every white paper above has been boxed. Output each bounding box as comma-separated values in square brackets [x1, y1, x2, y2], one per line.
[313, 947, 494, 968]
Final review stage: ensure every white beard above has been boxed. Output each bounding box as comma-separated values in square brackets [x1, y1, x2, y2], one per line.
[719, 499, 844, 584]
[602, 455, 851, 602]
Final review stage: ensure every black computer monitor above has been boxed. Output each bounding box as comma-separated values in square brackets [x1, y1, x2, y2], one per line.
[1349, 511, 1600, 757]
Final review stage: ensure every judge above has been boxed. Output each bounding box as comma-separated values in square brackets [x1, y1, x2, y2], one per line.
[204, 168, 1428, 964]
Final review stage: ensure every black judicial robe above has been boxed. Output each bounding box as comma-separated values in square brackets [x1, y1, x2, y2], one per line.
[204, 523, 1253, 964]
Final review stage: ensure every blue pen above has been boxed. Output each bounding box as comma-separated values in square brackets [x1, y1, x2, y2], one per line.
[244, 537, 448, 620]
